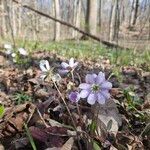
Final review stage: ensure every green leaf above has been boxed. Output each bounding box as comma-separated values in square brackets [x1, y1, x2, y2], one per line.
[24, 124, 37, 150]
[90, 120, 97, 133]
[93, 141, 101, 150]
[107, 119, 113, 131]
[0, 105, 5, 118]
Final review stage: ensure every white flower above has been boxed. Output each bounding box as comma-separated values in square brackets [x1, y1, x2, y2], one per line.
[4, 44, 12, 49]
[4, 44, 12, 55]
[13, 58, 17, 63]
[59, 58, 78, 74]
[52, 73, 61, 82]
[40, 60, 50, 72]
[39, 60, 51, 80]
[5, 49, 12, 55]
[18, 48, 28, 56]
[11, 53, 16, 58]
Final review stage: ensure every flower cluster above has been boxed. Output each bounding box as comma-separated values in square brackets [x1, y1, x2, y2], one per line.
[4, 44, 28, 62]
[39, 58, 112, 105]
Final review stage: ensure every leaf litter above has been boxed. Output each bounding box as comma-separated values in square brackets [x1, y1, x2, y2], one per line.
[0, 50, 150, 150]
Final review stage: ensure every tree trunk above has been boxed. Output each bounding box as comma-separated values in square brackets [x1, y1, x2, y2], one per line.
[72, 0, 81, 39]
[18, 0, 22, 37]
[148, 17, 150, 40]
[12, 2, 17, 37]
[86, 0, 98, 35]
[120, 0, 125, 24]
[2, 0, 9, 37]
[130, 0, 139, 26]
[54, 0, 61, 41]
[98, 0, 102, 30]
[109, 0, 119, 42]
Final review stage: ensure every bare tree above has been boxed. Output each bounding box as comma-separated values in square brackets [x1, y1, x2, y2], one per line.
[98, 0, 102, 30]
[1, 0, 9, 37]
[18, 0, 22, 36]
[54, 0, 61, 41]
[72, 0, 81, 39]
[86, 0, 98, 35]
[109, 0, 119, 42]
[130, 0, 139, 26]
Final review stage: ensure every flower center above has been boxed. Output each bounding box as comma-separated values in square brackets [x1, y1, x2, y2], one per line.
[92, 84, 100, 92]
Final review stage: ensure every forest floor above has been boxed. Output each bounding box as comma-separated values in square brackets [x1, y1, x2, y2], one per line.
[0, 41, 150, 150]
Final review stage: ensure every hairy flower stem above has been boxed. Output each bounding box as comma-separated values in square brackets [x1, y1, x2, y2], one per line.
[53, 81, 76, 129]
[53, 81, 82, 150]
[75, 72, 82, 84]
[71, 70, 75, 82]
[76, 103, 82, 119]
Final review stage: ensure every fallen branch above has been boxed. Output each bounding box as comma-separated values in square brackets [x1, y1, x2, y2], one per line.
[12, 0, 128, 50]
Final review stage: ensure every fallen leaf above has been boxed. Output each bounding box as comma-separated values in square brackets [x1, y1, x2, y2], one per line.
[96, 100, 122, 135]
[61, 137, 74, 150]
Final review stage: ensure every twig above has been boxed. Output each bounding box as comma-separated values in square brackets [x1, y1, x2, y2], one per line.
[37, 108, 49, 128]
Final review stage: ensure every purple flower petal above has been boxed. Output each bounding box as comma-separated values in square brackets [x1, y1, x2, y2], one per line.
[97, 93, 106, 104]
[96, 72, 105, 84]
[79, 90, 90, 98]
[69, 92, 80, 103]
[79, 83, 91, 90]
[69, 58, 74, 68]
[100, 90, 110, 99]
[87, 93, 97, 105]
[85, 74, 96, 84]
[92, 74, 97, 78]
[61, 62, 69, 69]
[58, 69, 69, 75]
[101, 81, 112, 89]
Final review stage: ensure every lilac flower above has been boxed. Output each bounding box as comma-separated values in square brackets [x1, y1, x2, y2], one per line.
[68, 91, 80, 103]
[59, 58, 78, 74]
[79, 72, 112, 105]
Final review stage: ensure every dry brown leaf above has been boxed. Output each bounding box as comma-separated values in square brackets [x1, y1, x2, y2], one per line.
[0, 144, 5, 150]
[0, 103, 36, 138]
[96, 100, 122, 135]
[61, 137, 74, 150]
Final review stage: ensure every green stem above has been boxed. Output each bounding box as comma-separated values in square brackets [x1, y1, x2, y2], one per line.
[24, 123, 37, 150]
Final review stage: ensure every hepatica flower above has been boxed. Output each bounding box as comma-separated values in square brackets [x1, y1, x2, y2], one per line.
[18, 48, 28, 56]
[39, 60, 51, 80]
[79, 72, 112, 105]
[4, 44, 12, 55]
[59, 58, 78, 74]
[69, 91, 80, 103]
[4, 44, 12, 50]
